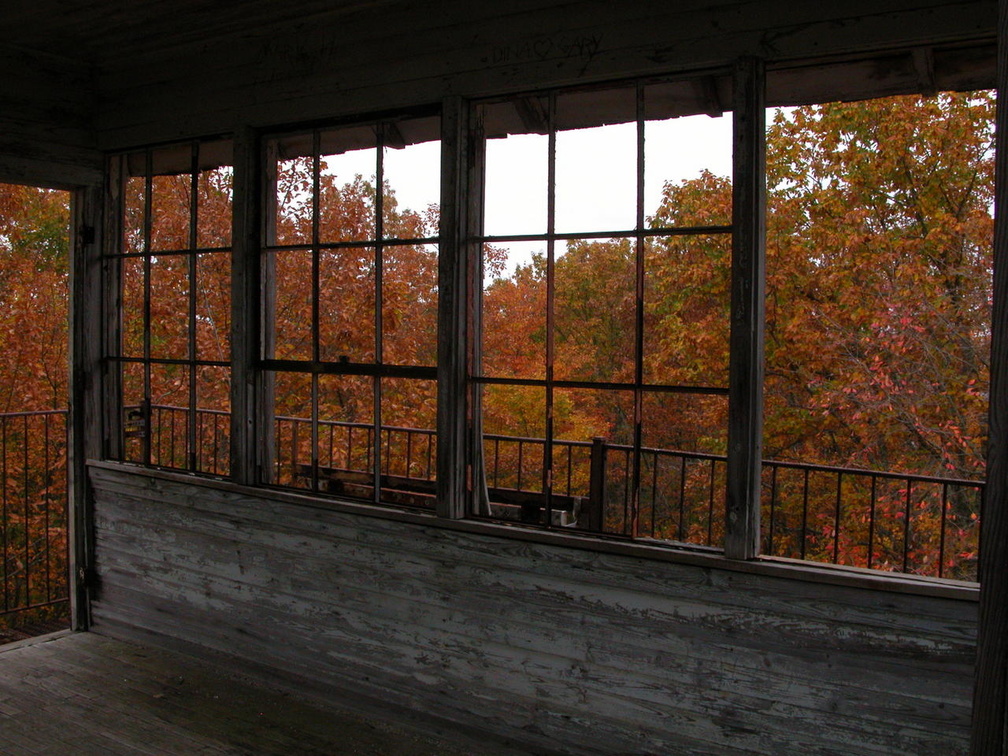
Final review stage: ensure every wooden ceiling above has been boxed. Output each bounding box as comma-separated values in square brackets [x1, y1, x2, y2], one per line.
[0, 0, 398, 67]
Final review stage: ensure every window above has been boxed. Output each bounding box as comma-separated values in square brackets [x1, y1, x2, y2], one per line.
[470, 77, 734, 544]
[107, 140, 233, 474]
[97, 50, 995, 581]
[761, 91, 992, 580]
[261, 115, 441, 505]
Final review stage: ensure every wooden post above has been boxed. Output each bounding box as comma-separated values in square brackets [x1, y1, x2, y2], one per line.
[586, 436, 607, 532]
[69, 182, 104, 630]
[971, 1, 1008, 750]
[436, 96, 468, 519]
[231, 127, 262, 486]
[725, 56, 766, 560]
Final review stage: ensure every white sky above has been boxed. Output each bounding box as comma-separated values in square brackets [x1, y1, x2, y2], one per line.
[321, 111, 734, 273]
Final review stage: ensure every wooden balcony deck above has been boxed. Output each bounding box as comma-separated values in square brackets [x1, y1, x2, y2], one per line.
[0, 632, 531, 755]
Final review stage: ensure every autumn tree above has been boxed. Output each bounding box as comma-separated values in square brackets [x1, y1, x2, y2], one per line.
[0, 182, 71, 636]
[477, 91, 992, 572]
[764, 93, 993, 482]
[0, 183, 69, 412]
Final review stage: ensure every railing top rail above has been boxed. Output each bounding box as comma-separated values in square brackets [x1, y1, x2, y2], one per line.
[762, 457, 984, 488]
[0, 409, 68, 419]
[146, 403, 985, 491]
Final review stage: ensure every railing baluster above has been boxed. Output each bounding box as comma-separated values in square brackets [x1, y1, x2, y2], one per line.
[44, 415, 51, 602]
[406, 431, 414, 479]
[623, 449, 631, 535]
[678, 456, 686, 542]
[650, 450, 658, 538]
[23, 414, 29, 610]
[800, 468, 810, 561]
[868, 476, 877, 571]
[768, 464, 778, 556]
[902, 478, 913, 573]
[2, 417, 7, 613]
[706, 459, 716, 547]
[833, 472, 842, 564]
[516, 441, 524, 491]
[426, 430, 434, 481]
[938, 482, 949, 579]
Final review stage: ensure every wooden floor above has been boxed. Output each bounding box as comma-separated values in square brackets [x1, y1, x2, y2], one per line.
[0, 631, 531, 755]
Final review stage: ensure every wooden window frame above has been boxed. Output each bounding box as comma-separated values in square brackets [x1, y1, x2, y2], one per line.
[103, 139, 233, 476]
[255, 111, 442, 505]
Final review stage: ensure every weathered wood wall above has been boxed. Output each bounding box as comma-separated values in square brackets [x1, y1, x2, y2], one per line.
[0, 2, 996, 177]
[0, 47, 100, 187]
[89, 464, 977, 755]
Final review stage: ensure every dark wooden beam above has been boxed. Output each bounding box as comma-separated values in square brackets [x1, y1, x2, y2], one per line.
[231, 128, 262, 486]
[725, 56, 766, 561]
[970, 1, 1008, 750]
[69, 181, 104, 630]
[436, 96, 467, 519]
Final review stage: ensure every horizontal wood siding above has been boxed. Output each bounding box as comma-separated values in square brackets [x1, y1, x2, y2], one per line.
[93, 0, 996, 149]
[89, 465, 976, 755]
[0, 47, 100, 186]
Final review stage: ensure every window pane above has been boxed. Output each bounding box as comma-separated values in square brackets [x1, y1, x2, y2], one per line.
[640, 391, 727, 546]
[479, 384, 547, 520]
[381, 377, 436, 507]
[149, 362, 190, 469]
[270, 249, 313, 361]
[150, 174, 191, 252]
[318, 246, 376, 363]
[480, 241, 546, 380]
[272, 154, 313, 247]
[384, 243, 437, 366]
[644, 80, 732, 227]
[318, 373, 375, 499]
[121, 361, 145, 463]
[382, 128, 439, 240]
[553, 237, 636, 384]
[149, 253, 189, 361]
[121, 256, 144, 358]
[123, 171, 146, 255]
[555, 87, 637, 234]
[272, 370, 312, 489]
[195, 251, 230, 362]
[196, 365, 230, 476]
[642, 234, 730, 387]
[197, 163, 233, 249]
[553, 388, 635, 534]
[481, 97, 550, 238]
[320, 133, 377, 244]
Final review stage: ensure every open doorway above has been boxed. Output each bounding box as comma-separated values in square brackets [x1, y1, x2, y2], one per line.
[0, 182, 71, 643]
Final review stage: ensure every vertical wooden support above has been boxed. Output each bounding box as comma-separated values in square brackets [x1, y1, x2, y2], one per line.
[231, 127, 262, 486]
[725, 56, 766, 560]
[436, 96, 468, 518]
[260, 140, 279, 484]
[586, 437, 607, 532]
[103, 158, 124, 462]
[69, 182, 104, 630]
[971, 2, 1008, 750]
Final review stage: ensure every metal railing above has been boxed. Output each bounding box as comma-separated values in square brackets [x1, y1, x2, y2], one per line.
[0, 410, 70, 630]
[477, 432, 982, 581]
[133, 406, 984, 581]
[1, 404, 979, 637]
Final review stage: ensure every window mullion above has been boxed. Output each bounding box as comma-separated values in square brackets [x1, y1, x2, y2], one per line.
[436, 96, 469, 519]
[230, 127, 262, 486]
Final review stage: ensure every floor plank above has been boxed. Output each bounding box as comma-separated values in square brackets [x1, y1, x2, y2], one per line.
[0, 632, 532, 756]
